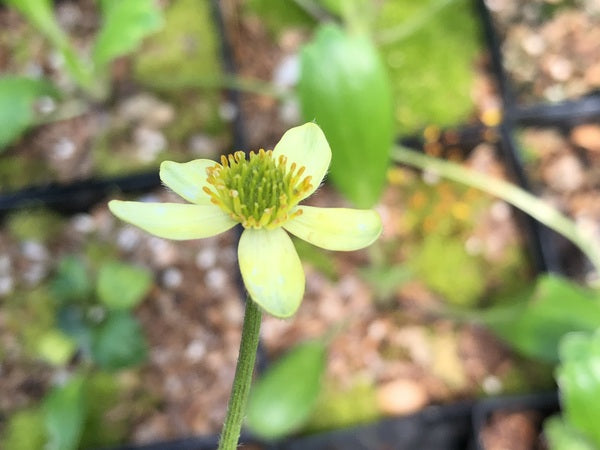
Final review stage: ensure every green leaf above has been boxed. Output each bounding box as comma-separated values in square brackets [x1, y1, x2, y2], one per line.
[0, 76, 57, 150]
[4, 0, 93, 89]
[0, 408, 46, 450]
[96, 261, 152, 311]
[4, 0, 68, 47]
[57, 305, 94, 357]
[43, 375, 86, 450]
[91, 311, 148, 371]
[36, 329, 77, 366]
[93, 0, 163, 69]
[246, 340, 326, 439]
[544, 415, 596, 450]
[51, 256, 92, 304]
[479, 275, 600, 363]
[299, 24, 394, 207]
[556, 329, 600, 447]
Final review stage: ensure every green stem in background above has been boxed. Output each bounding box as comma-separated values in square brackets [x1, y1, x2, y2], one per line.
[391, 145, 600, 274]
[218, 297, 262, 450]
[376, 0, 456, 45]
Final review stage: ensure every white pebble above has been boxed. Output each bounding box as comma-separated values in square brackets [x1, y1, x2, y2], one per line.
[205, 268, 228, 290]
[162, 268, 183, 289]
[22, 241, 49, 262]
[195, 247, 217, 270]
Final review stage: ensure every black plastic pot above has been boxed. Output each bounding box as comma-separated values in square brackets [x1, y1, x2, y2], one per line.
[472, 391, 559, 450]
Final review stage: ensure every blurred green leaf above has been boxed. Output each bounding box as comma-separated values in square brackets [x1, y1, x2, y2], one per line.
[93, 0, 163, 69]
[361, 263, 412, 303]
[43, 375, 86, 450]
[4, 0, 93, 89]
[479, 275, 600, 363]
[51, 256, 92, 304]
[96, 261, 152, 311]
[556, 329, 600, 447]
[0, 408, 46, 450]
[79, 372, 129, 448]
[376, 0, 479, 132]
[299, 24, 394, 207]
[544, 415, 596, 450]
[91, 311, 147, 371]
[4, 0, 67, 47]
[0, 76, 57, 150]
[36, 329, 77, 366]
[246, 340, 326, 439]
[57, 305, 94, 357]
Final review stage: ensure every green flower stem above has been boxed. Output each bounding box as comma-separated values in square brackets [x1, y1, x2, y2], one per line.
[391, 145, 600, 274]
[218, 296, 262, 450]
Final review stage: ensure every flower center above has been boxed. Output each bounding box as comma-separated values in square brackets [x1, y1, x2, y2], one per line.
[203, 149, 313, 229]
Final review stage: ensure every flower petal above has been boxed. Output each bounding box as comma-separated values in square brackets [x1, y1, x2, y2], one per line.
[273, 122, 331, 200]
[109, 200, 236, 240]
[284, 205, 382, 251]
[160, 159, 216, 205]
[238, 228, 304, 318]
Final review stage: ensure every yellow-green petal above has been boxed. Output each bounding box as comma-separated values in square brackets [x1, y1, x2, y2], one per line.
[273, 122, 331, 201]
[283, 205, 382, 251]
[109, 200, 236, 240]
[238, 228, 304, 318]
[160, 159, 215, 205]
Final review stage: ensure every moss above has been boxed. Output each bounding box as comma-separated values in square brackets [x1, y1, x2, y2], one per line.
[376, 0, 480, 133]
[0, 408, 46, 450]
[497, 359, 554, 394]
[304, 377, 380, 433]
[5, 286, 56, 358]
[0, 156, 50, 192]
[79, 372, 129, 448]
[6, 208, 63, 242]
[133, 0, 222, 90]
[411, 233, 486, 307]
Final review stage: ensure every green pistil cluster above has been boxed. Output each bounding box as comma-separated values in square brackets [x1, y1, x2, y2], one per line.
[204, 149, 313, 229]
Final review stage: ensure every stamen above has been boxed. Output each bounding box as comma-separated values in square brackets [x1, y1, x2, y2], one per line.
[204, 150, 313, 229]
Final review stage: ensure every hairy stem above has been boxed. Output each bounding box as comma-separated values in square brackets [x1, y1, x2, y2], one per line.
[218, 297, 262, 450]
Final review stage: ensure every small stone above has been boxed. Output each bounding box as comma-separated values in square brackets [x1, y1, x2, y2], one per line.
[490, 201, 511, 221]
[482, 375, 503, 395]
[134, 127, 166, 162]
[543, 153, 585, 192]
[0, 255, 11, 274]
[119, 94, 175, 127]
[22, 241, 49, 262]
[273, 54, 299, 88]
[376, 379, 428, 416]
[22, 263, 48, 286]
[117, 227, 142, 252]
[205, 268, 228, 290]
[162, 268, 183, 289]
[571, 124, 600, 153]
[148, 237, 178, 267]
[195, 247, 217, 270]
[188, 134, 218, 158]
[185, 339, 207, 362]
[546, 55, 573, 82]
[218, 102, 237, 122]
[71, 213, 96, 234]
[51, 138, 76, 160]
[0, 276, 14, 296]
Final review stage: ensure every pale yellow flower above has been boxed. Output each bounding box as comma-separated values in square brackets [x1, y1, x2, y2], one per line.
[109, 123, 381, 318]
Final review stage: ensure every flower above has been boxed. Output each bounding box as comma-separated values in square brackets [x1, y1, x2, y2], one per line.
[109, 123, 382, 318]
